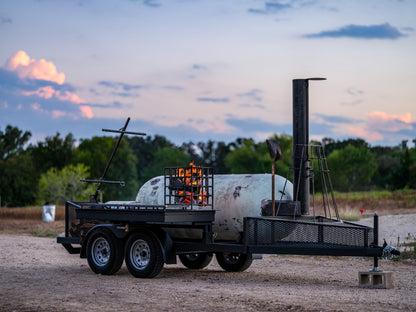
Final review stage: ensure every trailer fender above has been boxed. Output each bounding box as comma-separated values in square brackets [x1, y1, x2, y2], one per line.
[153, 228, 176, 265]
[80, 224, 128, 258]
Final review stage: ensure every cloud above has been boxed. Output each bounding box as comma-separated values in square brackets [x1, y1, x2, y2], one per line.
[192, 64, 207, 71]
[96, 80, 143, 98]
[313, 113, 359, 125]
[88, 101, 124, 109]
[402, 26, 414, 32]
[2, 51, 92, 119]
[239, 103, 266, 109]
[304, 23, 406, 40]
[162, 85, 185, 91]
[5, 51, 65, 84]
[197, 97, 229, 103]
[321, 111, 415, 144]
[98, 80, 143, 91]
[345, 125, 384, 142]
[367, 111, 413, 132]
[340, 88, 364, 106]
[248, 2, 292, 15]
[1, 16, 12, 24]
[143, 0, 161, 7]
[22, 86, 85, 104]
[80, 106, 94, 119]
[226, 117, 289, 133]
[237, 89, 263, 102]
[346, 88, 364, 96]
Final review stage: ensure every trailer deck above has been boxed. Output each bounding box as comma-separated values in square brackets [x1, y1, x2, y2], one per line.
[58, 200, 382, 259]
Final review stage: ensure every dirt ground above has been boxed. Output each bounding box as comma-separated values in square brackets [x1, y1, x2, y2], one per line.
[0, 229, 415, 312]
[1, 212, 415, 312]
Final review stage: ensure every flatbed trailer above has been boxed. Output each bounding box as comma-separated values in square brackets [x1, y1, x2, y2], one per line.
[57, 200, 383, 278]
[57, 89, 390, 279]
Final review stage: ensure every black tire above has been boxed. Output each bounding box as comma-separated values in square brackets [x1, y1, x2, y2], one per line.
[125, 231, 164, 278]
[86, 228, 124, 275]
[215, 252, 253, 272]
[179, 253, 213, 269]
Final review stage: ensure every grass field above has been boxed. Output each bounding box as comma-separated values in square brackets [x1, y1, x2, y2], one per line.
[311, 189, 416, 221]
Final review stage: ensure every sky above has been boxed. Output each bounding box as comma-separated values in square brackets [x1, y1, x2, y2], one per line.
[0, 0, 415, 147]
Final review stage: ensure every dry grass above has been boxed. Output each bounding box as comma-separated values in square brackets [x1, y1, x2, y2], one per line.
[0, 205, 65, 220]
[311, 190, 416, 218]
[0, 205, 65, 237]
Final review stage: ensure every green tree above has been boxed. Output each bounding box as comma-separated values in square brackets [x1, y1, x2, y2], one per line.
[127, 135, 175, 184]
[0, 125, 36, 206]
[322, 137, 369, 156]
[29, 132, 75, 173]
[0, 125, 31, 160]
[38, 164, 95, 205]
[0, 153, 37, 206]
[391, 142, 416, 190]
[370, 145, 400, 189]
[223, 135, 293, 175]
[141, 147, 191, 183]
[181, 140, 233, 174]
[73, 136, 139, 201]
[224, 138, 269, 174]
[327, 145, 377, 191]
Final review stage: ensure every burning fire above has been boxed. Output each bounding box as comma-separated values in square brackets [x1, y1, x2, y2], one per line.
[176, 161, 207, 206]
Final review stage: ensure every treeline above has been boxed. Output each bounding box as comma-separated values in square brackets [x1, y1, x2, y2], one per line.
[0, 125, 415, 207]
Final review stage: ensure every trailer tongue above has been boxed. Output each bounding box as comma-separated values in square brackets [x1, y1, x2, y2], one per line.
[57, 79, 395, 279]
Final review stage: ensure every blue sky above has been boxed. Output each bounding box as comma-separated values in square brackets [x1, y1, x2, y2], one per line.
[0, 0, 415, 146]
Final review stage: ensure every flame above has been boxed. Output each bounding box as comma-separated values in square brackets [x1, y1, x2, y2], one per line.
[176, 161, 207, 206]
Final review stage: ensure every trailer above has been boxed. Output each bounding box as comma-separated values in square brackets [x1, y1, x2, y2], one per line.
[57, 194, 383, 278]
[57, 78, 396, 279]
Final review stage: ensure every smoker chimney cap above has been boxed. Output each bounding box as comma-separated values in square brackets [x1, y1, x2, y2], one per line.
[306, 77, 326, 81]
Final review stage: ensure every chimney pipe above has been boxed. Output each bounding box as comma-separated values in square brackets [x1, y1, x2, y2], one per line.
[292, 78, 326, 215]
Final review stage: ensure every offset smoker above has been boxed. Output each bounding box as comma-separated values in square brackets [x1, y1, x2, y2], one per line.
[58, 79, 390, 279]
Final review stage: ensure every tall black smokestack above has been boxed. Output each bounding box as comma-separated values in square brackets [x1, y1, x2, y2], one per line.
[292, 78, 326, 215]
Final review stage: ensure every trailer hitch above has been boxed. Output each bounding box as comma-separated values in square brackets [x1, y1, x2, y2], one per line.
[382, 239, 401, 258]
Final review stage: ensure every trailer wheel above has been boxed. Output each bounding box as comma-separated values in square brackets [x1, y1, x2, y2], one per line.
[86, 228, 124, 275]
[215, 252, 253, 272]
[179, 253, 213, 269]
[125, 232, 164, 278]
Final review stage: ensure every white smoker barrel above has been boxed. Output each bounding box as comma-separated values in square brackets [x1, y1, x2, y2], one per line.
[136, 174, 293, 241]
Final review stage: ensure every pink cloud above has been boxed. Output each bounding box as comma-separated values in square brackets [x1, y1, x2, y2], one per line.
[346, 125, 383, 141]
[80, 105, 94, 119]
[31, 103, 42, 111]
[23, 86, 85, 104]
[5, 51, 65, 85]
[367, 111, 413, 132]
[23, 86, 55, 99]
[52, 110, 67, 118]
[5, 50, 94, 120]
[57, 91, 85, 104]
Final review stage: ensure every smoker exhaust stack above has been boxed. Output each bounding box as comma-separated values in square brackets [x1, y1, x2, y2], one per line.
[292, 78, 326, 215]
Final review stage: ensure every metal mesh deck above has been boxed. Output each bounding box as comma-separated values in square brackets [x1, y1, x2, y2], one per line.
[244, 216, 373, 248]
